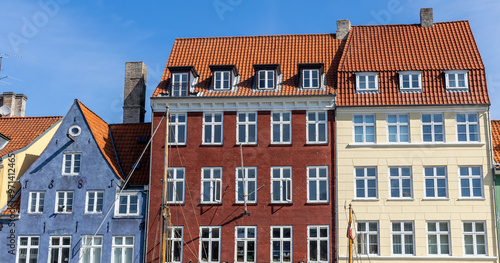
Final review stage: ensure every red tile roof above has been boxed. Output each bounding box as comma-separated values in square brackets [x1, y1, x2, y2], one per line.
[491, 120, 500, 165]
[153, 34, 345, 97]
[0, 116, 62, 157]
[110, 123, 151, 186]
[336, 21, 489, 106]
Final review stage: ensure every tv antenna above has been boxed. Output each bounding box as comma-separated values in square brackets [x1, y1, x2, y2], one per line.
[0, 53, 22, 83]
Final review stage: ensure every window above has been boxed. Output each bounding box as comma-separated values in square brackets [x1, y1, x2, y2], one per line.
[427, 221, 450, 255]
[49, 236, 71, 263]
[391, 221, 414, 255]
[271, 112, 291, 144]
[271, 167, 292, 203]
[399, 71, 421, 90]
[463, 221, 487, 255]
[355, 167, 377, 199]
[116, 192, 139, 216]
[166, 227, 183, 263]
[271, 226, 292, 262]
[387, 114, 409, 142]
[168, 113, 187, 145]
[236, 167, 257, 203]
[307, 225, 329, 263]
[459, 166, 483, 198]
[389, 167, 412, 199]
[456, 113, 479, 142]
[200, 226, 221, 263]
[353, 115, 375, 143]
[171, 73, 189, 97]
[303, 69, 320, 89]
[17, 236, 39, 263]
[356, 73, 378, 92]
[203, 113, 223, 145]
[258, 70, 275, 89]
[357, 221, 379, 255]
[28, 192, 45, 213]
[424, 167, 448, 198]
[112, 236, 134, 263]
[307, 166, 328, 203]
[86, 191, 104, 213]
[214, 71, 230, 90]
[167, 167, 185, 203]
[81, 235, 103, 263]
[307, 111, 328, 144]
[237, 112, 257, 144]
[235, 226, 256, 262]
[201, 167, 222, 204]
[445, 70, 468, 90]
[422, 114, 444, 142]
[55, 191, 73, 213]
[62, 152, 81, 175]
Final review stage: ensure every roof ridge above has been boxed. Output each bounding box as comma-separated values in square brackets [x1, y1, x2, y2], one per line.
[174, 32, 338, 41]
[352, 20, 469, 28]
[0, 116, 62, 120]
[109, 122, 152, 127]
[75, 100, 108, 124]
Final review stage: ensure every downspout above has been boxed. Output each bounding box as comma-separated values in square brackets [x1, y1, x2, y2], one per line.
[486, 106, 500, 259]
[144, 105, 154, 263]
[335, 104, 339, 263]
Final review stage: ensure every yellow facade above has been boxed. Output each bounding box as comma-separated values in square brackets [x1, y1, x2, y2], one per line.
[336, 105, 498, 262]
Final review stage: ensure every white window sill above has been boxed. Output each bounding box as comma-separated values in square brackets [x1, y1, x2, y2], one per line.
[270, 201, 293, 205]
[352, 198, 379, 201]
[458, 197, 486, 201]
[400, 88, 422, 92]
[387, 198, 414, 201]
[200, 202, 222, 205]
[348, 142, 485, 147]
[356, 90, 379, 94]
[421, 198, 449, 201]
[446, 87, 469, 91]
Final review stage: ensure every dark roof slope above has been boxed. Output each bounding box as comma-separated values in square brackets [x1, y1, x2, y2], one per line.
[491, 120, 500, 165]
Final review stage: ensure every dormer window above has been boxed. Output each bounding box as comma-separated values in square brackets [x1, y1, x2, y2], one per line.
[209, 65, 239, 91]
[399, 71, 422, 91]
[445, 70, 468, 90]
[298, 63, 324, 89]
[168, 66, 199, 97]
[254, 64, 280, 90]
[214, 71, 230, 90]
[356, 72, 378, 92]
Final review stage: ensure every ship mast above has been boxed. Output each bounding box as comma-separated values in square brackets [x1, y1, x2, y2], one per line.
[348, 203, 354, 263]
[161, 107, 171, 263]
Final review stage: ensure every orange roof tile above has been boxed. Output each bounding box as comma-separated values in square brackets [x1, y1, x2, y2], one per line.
[0, 116, 62, 157]
[110, 123, 151, 186]
[153, 34, 345, 97]
[491, 120, 500, 165]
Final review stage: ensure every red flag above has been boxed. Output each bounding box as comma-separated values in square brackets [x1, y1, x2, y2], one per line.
[347, 214, 355, 240]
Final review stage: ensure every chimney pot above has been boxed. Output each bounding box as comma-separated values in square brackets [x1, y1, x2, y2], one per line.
[420, 8, 434, 28]
[336, 19, 351, 40]
[123, 62, 147, 123]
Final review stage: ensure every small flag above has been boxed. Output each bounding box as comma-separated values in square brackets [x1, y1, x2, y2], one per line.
[347, 213, 355, 240]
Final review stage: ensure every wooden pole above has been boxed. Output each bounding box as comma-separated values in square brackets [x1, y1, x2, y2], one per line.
[161, 107, 171, 263]
[348, 203, 353, 263]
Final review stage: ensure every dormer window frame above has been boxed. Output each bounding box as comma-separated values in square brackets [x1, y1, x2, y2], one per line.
[298, 63, 324, 90]
[356, 72, 379, 93]
[168, 66, 199, 97]
[209, 65, 239, 91]
[399, 71, 422, 92]
[254, 64, 281, 90]
[445, 70, 469, 91]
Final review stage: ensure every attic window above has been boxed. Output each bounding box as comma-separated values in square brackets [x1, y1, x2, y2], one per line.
[209, 65, 239, 91]
[445, 70, 468, 91]
[298, 63, 324, 89]
[399, 71, 422, 91]
[356, 72, 378, 92]
[254, 64, 280, 90]
[137, 136, 148, 143]
[168, 66, 199, 97]
[68, 125, 82, 137]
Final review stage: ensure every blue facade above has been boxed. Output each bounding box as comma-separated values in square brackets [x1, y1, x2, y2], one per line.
[0, 101, 146, 262]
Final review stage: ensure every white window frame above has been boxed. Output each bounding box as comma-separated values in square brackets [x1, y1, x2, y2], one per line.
[257, 70, 275, 90]
[49, 236, 71, 263]
[236, 167, 257, 204]
[270, 226, 292, 263]
[459, 166, 483, 198]
[399, 71, 422, 91]
[166, 226, 184, 263]
[302, 69, 320, 89]
[201, 167, 222, 204]
[167, 167, 185, 204]
[426, 221, 450, 255]
[235, 226, 257, 263]
[356, 221, 379, 255]
[387, 114, 409, 143]
[271, 111, 292, 144]
[17, 236, 39, 263]
[271, 167, 292, 204]
[445, 70, 468, 90]
[62, 152, 81, 175]
[307, 225, 329, 263]
[389, 167, 413, 199]
[237, 112, 257, 145]
[199, 226, 221, 263]
[203, 113, 223, 145]
[422, 113, 445, 142]
[463, 221, 487, 255]
[356, 72, 378, 92]
[214, 71, 231, 90]
[115, 192, 139, 216]
[456, 113, 479, 142]
[354, 167, 378, 199]
[112, 236, 134, 263]
[81, 235, 103, 263]
[28, 191, 45, 213]
[55, 191, 73, 213]
[86, 191, 104, 213]
[391, 221, 414, 255]
[306, 111, 328, 144]
[353, 114, 376, 143]
[171, 72, 189, 96]
[168, 113, 187, 145]
[307, 166, 329, 203]
[424, 166, 448, 199]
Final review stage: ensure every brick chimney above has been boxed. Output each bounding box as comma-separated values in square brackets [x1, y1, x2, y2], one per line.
[123, 62, 147, 123]
[0, 92, 27, 117]
[336, 19, 351, 40]
[420, 8, 433, 28]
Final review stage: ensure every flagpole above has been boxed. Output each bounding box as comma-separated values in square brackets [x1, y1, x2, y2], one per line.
[348, 203, 353, 263]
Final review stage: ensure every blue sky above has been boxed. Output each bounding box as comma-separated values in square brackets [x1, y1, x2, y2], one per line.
[1, 0, 499, 123]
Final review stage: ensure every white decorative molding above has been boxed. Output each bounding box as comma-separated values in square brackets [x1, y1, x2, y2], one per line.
[337, 105, 488, 113]
[347, 142, 485, 148]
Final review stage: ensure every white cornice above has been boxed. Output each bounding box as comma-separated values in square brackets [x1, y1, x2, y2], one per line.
[336, 104, 488, 113]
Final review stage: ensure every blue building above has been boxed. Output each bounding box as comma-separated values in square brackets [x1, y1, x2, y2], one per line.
[2, 100, 150, 263]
